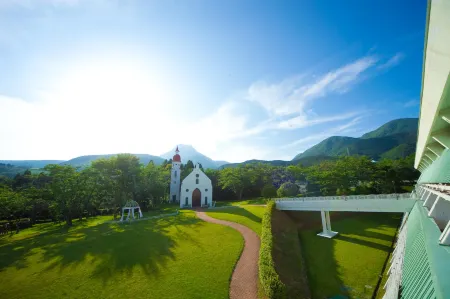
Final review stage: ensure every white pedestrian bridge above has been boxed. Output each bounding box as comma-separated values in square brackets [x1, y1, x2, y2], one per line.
[276, 193, 417, 238]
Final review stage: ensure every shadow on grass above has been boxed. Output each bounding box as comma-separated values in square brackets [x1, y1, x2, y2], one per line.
[207, 207, 262, 224]
[336, 235, 391, 252]
[0, 213, 202, 283]
[295, 212, 401, 299]
[299, 228, 349, 299]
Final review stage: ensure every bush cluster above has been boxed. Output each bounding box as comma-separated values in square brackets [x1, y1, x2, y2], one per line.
[259, 201, 287, 298]
[261, 184, 277, 198]
[277, 182, 299, 197]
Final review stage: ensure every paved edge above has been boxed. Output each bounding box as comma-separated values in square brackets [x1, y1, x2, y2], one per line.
[195, 210, 260, 299]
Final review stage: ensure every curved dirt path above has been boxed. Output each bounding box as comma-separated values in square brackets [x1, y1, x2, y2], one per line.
[195, 210, 260, 299]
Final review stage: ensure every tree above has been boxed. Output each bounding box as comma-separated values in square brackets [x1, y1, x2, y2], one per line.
[44, 165, 85, 226]
[305, 156, 376, 195]
[261, 184, 277, 198]
[185, 160, 194, 169]
[139, 162, 170, 208]
[0, 186, 27, 220]
[91, 154, 141, 219]
[277, 182, 298, 197]
[218, 166, 252, 200]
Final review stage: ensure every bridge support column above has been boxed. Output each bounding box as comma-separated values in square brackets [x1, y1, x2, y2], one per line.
[317, 210, 338, 238]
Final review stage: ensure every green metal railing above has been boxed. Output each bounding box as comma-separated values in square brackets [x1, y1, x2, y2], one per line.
[401, 203, 450, 298]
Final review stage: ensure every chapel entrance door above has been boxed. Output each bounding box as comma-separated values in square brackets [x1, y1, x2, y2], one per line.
[192, 188, 201, 207]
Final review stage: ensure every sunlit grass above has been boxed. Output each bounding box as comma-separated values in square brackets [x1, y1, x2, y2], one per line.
[299, 213, 400, 299]
[206, 206, 265, 236]
[0, 210, 243, 299]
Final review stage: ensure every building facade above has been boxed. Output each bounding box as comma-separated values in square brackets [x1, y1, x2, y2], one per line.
[383, 1, 450, 297]
[180, 163, 213, 208]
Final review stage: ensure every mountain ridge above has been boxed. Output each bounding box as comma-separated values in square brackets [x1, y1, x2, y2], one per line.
[292, 118, 418, 160]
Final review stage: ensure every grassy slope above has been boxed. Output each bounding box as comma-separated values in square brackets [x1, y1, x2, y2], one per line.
[206, 206, 266, 236]
[0, 211, 243, 299]
[299, 213, 400, 299]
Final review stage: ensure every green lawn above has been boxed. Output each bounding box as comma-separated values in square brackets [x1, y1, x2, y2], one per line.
[0, 211, 243, 299]
[214, 198, 269, 207]
[142, 204, 180, 217]
[299, 213, 400, 299]
[206, 206, 266, 236]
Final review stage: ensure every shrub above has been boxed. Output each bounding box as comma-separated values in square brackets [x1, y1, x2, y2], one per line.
[277, 182, 299, 197]
[262, 184, 277, 198]
[259, 201, 287, 298]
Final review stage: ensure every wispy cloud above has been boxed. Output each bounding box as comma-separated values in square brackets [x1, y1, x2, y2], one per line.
[276, 111, 360, 130]
[281, 116, 363, 150]
[247, 55, 378, 117]
[192, 53, 398, 150]
[377, 52, 405, 70]
[403, 99, 419, 107]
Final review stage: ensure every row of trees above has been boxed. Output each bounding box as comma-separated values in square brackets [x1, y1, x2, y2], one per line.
[0, 154, 419, 227]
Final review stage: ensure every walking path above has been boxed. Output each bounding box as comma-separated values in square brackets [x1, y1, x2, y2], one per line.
[195, 210, 260, 299]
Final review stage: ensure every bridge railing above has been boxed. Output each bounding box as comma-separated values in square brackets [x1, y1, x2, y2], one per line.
[276, 193, 413, 202]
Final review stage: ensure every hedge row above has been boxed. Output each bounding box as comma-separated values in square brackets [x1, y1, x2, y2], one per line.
[259, 201, 287, 298]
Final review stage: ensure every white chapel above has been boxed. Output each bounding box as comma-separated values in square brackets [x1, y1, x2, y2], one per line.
[169, 146, 213, 208]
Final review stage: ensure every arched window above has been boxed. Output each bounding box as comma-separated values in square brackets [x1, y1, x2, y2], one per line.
[174, 171, 177, 177]
[205, 196, 208, 205]
[185, 197, 188, 206]
[196, 174, 199, 178]
[196, 179, 199, 184]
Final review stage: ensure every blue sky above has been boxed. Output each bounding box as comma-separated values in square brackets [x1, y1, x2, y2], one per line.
[0, 0, 426, 162]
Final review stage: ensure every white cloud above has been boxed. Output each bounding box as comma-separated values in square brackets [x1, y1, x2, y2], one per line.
[276, 111, 359, 130]
[181, 56, 384, 159]
[0, 49, 403, 162]
[377, 53, 405, 70]
[247, 56, 378, 117]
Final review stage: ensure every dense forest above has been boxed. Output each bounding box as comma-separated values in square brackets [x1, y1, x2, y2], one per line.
[0, 153, 419, 228]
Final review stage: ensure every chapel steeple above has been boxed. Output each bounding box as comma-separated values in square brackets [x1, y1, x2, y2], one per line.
[170, 146, 181, 203]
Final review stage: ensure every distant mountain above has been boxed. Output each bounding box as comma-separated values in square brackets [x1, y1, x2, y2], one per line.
[0, 160, 64, 168]
[161, 144, 229, 169]
[293, 118, 418, 161]
[62, 154, 164, 167]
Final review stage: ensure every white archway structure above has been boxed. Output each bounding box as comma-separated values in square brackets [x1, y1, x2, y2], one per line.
[120, 200, 143, 222]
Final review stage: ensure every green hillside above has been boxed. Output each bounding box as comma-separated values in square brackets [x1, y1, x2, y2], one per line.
[361, 118, 418, 139]
[293, 118, 418, 161]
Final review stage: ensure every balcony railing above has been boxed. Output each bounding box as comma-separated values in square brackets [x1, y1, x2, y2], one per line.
[276, 193, 413, 202]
